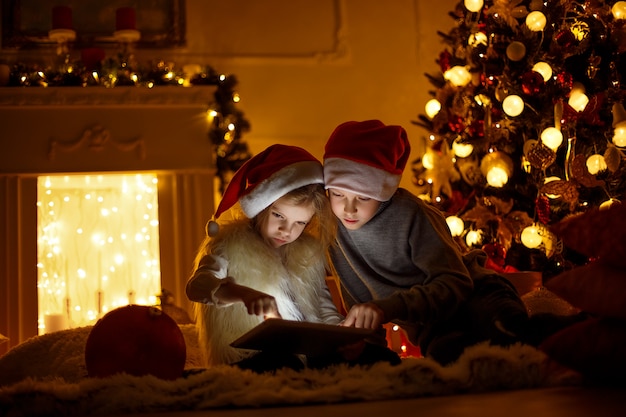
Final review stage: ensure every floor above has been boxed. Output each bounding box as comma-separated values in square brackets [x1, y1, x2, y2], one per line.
[122, 386, 625, 417]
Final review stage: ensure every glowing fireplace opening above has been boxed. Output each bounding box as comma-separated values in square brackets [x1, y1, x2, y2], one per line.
[36, 173, 162, 334]
[0, 86, 217, 353]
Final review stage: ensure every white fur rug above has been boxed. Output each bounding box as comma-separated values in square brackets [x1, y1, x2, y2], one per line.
[0, 326, 579, 417]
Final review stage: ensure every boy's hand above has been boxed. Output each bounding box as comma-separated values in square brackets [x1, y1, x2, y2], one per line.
[341, 302, 385, 329]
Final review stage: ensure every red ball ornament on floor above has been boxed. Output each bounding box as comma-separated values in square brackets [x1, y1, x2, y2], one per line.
[85, 305, 186, 380]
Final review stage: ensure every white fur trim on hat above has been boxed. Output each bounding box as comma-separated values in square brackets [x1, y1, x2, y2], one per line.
[239, 160, 323, 218]
[323, 157, 400, 201]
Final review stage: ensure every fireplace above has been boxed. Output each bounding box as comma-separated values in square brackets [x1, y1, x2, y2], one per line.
[0, 86, 217, 353]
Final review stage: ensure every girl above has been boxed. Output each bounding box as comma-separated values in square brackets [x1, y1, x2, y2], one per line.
[186, 144, 344, 371]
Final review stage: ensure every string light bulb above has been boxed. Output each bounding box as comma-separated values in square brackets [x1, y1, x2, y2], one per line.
[613, 123, 626, 147]
[452, 138, 474, 158]
[586, 154, 607, 175]
[521, 224, 542, 249]
[568, 82, 589, 112]
[480, 151, 514, 187]
[465, 230, 483, 246]
[464, 0, 484, 13]
[568, 91, 589, 112]
[540, 127, 563, 150]
[502, 95, 524, 117]
[446, 216, 465, 237]
[421, 151, 435, 170]
[444, 66, 472, 87]
[612, 1, 626, 19]
[468, 32, 488, 47]
[600, 198, 620, 209]
[612, 103, 626, 147]
[526, 11, 547, 31]
[425, 98, 442, 119]
[532, 62, 552, 82]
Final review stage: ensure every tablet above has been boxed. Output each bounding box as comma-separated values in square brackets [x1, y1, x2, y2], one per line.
[230, 319, 374, 357]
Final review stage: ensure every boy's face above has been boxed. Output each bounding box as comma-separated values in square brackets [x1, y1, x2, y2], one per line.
[261, 196, 315, 248]
[327, 188, 382, 230]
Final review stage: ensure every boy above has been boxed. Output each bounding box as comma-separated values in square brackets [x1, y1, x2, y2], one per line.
[324, 120, 530, 364]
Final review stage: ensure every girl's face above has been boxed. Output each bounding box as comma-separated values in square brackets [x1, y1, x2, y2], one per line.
[327, 188, 381, 230]
[261, 196, 315, 248]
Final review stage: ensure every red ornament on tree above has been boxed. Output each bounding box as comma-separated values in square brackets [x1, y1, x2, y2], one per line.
[438, 50, 452, 72]
[536, 195, 551, 225]
[482, 242, 507, 267]
[555, 29, 576, 48]
[555, 71, 574, 91]
[522, 71, 545, 95]
[85, 305, 186, 380]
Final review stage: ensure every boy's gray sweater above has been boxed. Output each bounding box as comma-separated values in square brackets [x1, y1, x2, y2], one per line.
[330, 188, 498, 346]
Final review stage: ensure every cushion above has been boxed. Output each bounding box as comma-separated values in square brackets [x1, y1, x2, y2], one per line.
[540, 317, 626, 385]
[544, 260, 626, 320]
[549, 203, 626, 268]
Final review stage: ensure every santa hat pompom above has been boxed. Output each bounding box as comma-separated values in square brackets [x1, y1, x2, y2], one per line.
[206, 220, 220, 237]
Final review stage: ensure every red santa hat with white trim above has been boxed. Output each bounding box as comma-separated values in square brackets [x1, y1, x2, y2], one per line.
[206, 144, 324, 237]
[323, 120, 411, 201]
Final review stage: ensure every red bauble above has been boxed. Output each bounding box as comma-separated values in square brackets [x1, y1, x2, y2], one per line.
[521, 71, 544, 95]
[555, 30, 576, 48]
[555, 71, 574, 92]
[482, 242, 507, 267]
[438, 50, 452, 72]
[85, 305, 186, 380]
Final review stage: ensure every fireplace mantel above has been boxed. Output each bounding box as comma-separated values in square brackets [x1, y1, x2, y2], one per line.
[0, 86, 217, 353]
[0, 86, 215, 108]
[0, 86, 217, 175]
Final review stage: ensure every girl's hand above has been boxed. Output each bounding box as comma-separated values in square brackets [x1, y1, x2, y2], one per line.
[240, 288, 282, 318]
[341, 302, 385, 329]
[217, 281, 282, 318]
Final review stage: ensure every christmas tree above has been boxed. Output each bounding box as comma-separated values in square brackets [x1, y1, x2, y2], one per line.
[413, 0, 626, 277]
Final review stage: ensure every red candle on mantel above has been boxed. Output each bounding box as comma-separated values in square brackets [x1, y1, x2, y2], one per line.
[116, 7, 137, 31]
[52, 6, 73, 30]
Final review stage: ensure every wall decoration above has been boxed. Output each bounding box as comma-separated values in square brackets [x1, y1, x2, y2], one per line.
[1, 0, 186, 48]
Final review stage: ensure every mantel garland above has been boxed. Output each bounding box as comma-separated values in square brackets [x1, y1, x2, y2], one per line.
[1, 58, 252, 194]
